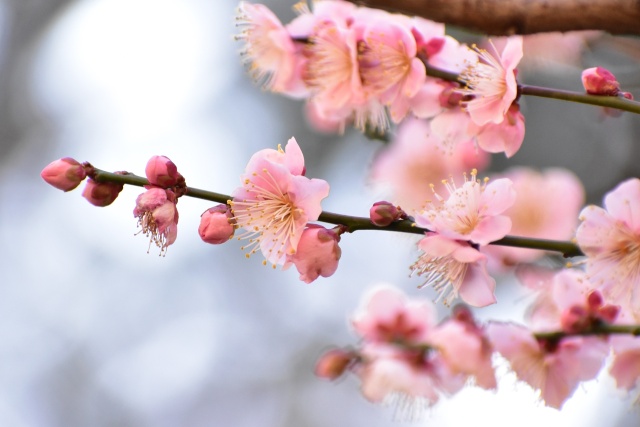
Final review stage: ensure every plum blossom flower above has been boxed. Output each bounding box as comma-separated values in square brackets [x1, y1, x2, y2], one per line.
[428, 306, 497, 389]
[609, 335, 640, 391]
[415, 169, 516, 246]
[358, 345, 465, 414]
[410, 233, 497, 307]
[358, 20, 426, 122]
[471, 103, 526, 158]
[352, 285, 437, 344]
[230, 137, 330, 266]
[133, 187, 179, 255]
[236, 2, 301, 94]
[487, 322, 608, 409]
[576, 178, 640, 316]
[525, 269, 619, 333]
[285, 224, 342, 283]
[351, 287, 466, 413]
[483, 167, 584, 270]
[458, 37, 523, 126]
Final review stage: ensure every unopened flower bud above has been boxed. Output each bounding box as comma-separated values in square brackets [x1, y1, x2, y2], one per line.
[315, 348, 356, 380]
[82, 178, 123, 207]
[145, 155, 183, 188]
[560, 305, 590, 334]
[287, 225, 341, 283]
[41, 158, 86, 191]
[199, 204, 235, 244]
[369, 201, 402, 227]
[581, 67, 620, 96]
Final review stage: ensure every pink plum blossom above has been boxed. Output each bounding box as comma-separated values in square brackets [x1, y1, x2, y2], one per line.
[133, 187, 179, 255]
[236, 2, 302, 94]
[526, 269, 619, 333]
[351, 285, 437, 344]
[285, 224, 342, 283]
[302, 19, 370, 131]
[576, 178, 640, 317]
[41, 157, 87, 192]
[471, 103, 526, 158]
[484, 167, 584, 269]
[357, 345, 465, 411]
[487, 322, 609, 409]
[230, 137, 330, 266]
[415, 169, 516, 246]
[609, 335, 640, 391]
[410, 233, 497, 307]
[428, 306, 497, 389]
[358, 20, 426, 123]
[458, 37, 523, 126]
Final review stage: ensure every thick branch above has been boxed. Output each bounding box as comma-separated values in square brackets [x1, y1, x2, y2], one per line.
[348, 0, 640, 36]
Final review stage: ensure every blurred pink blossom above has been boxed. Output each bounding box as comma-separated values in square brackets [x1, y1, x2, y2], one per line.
[369, 117, 489, 215]
[610, 335, 640, 391]
[576, 178, 640, 318]
[351, 285, 437, 344]
[487, 322, 608, 409]
[415, 169, 515, 246]
[429, 306, 497, 389]
[484, 167, 584, 270]
[236, 2, 302, 94]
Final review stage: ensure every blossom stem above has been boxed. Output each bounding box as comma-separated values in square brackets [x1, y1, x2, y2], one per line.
[424, 63, 640, 114]
[89, 167, 584, 257]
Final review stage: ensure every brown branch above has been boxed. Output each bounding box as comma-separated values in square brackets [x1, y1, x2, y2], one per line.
[347, 0, 640, 36]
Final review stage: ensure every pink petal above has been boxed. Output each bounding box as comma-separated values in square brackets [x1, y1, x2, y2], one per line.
[288, 176, 330, 222]
[469, 215, 512, 245]
[480, 178, 516, 216]
[603, 178, 640, 233]
[458, 259, 497, 307]
[283, 137, 305, 176]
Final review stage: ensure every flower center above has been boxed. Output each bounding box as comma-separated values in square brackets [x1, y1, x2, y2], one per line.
[230, 168, 302, 266]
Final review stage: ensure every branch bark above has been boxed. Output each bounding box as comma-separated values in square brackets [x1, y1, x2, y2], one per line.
[347, 0, 640, 36]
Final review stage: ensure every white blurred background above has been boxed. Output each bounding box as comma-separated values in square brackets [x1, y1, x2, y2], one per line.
[1, 0, 640, 426]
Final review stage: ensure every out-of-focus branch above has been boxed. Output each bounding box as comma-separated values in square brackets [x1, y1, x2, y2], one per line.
[347, 0, 640, 36]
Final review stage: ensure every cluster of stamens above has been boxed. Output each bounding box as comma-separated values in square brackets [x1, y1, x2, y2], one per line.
[230, 168, 301, 268]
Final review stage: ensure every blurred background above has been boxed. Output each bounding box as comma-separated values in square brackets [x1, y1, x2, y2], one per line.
[1, 0, 640, 426]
